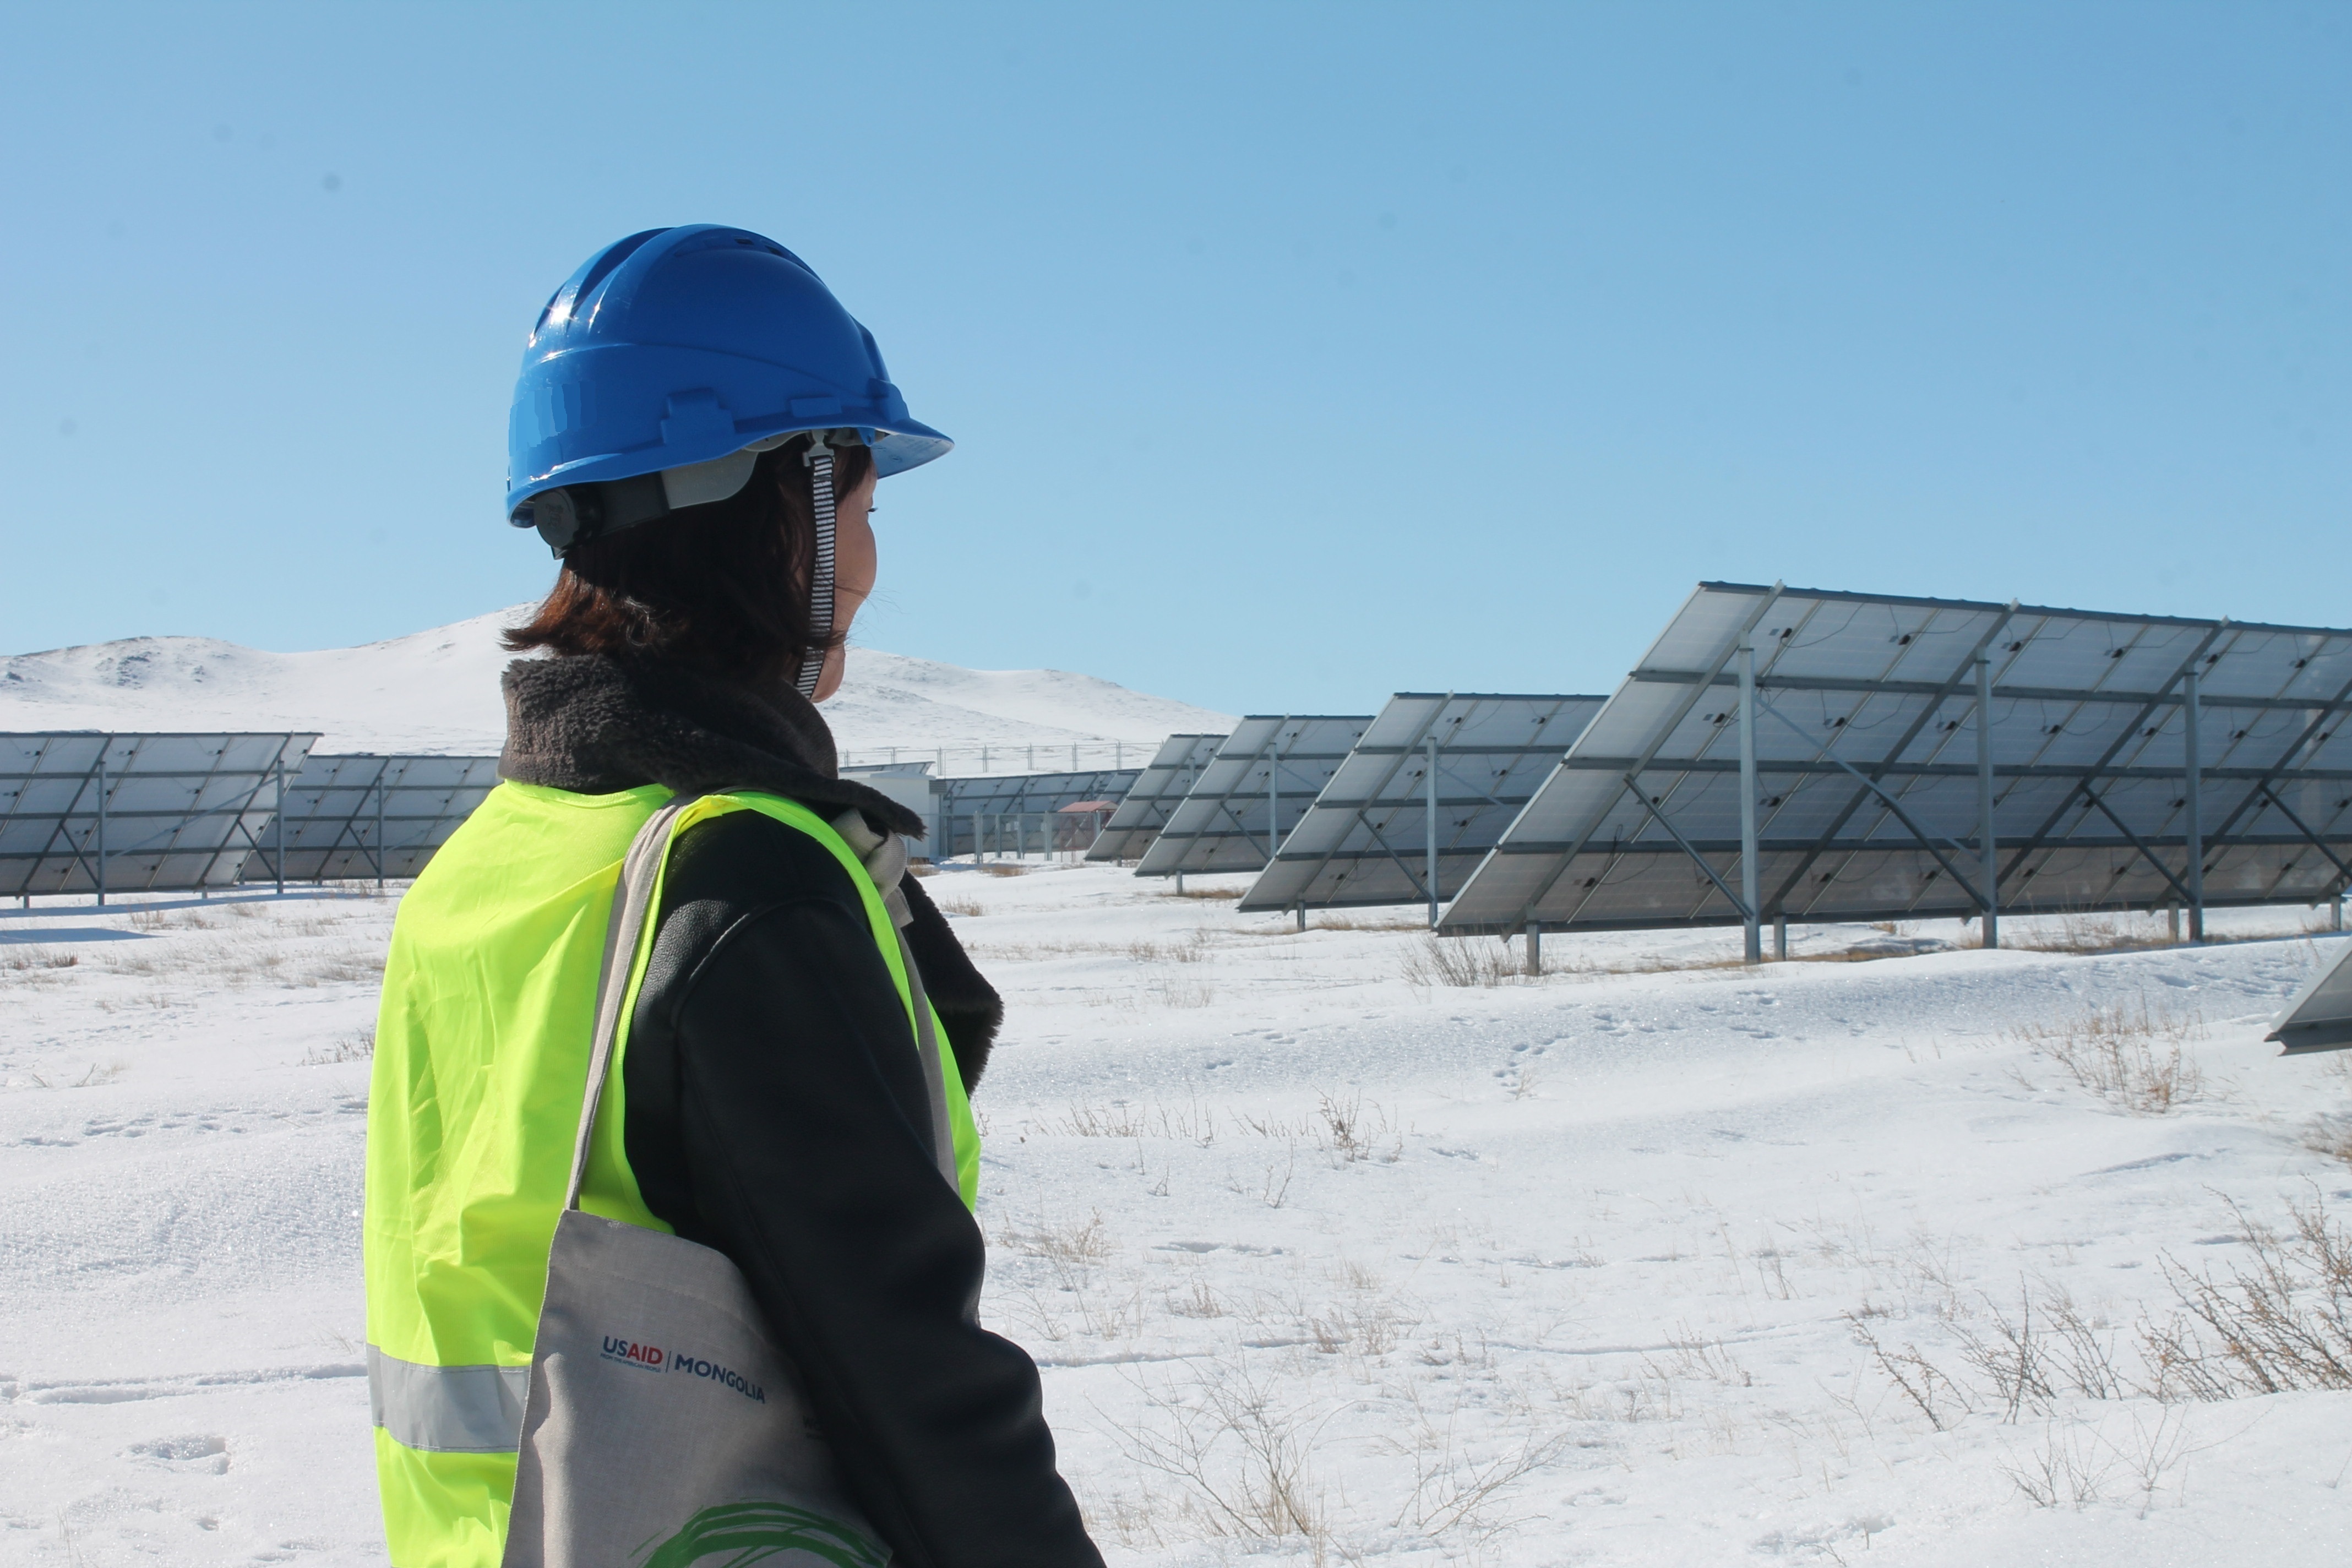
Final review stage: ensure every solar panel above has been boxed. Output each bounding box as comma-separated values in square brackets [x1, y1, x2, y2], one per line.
[239, 754, 501, 884]
[1086, 733, 1228, 863]
[1132, 716, 1373, 878]
[934, 767, 1144, 859]
[0, 732, 318, 899]
[1441, 582, 2352, 943]
[1237, 694, 1606, 916]
[2268, 940, 2352, 1055]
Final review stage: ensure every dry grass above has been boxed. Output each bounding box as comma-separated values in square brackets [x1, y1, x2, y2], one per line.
[2008, 996, 2207, 1114]
[303, 1030, 376, 1066]
[1163, 884, 1242, 902]
[1113, 1363, 1332, 1546]
[933, 891, 987, 917]
[977, 863, 1028, 879]
[2003, 913, 2180, 956]
[1124, 933, 1208, 963]
[1400, 933, 1523, 988]
[1311, 913, 1431, 932]
[2143, 1189, 2352, 1398]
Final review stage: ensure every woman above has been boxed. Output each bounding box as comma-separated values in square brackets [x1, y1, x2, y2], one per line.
[364, 226, 1102, 1568]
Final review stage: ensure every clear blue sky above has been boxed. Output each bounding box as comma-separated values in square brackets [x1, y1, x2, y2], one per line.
[2, 2, 2343, 717]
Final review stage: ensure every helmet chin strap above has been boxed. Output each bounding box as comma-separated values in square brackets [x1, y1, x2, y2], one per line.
[795, 434, 838, 701]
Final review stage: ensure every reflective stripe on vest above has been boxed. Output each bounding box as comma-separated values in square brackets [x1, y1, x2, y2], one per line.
[368, 1346, 530, 1455]
[364, 785, 977, 1568]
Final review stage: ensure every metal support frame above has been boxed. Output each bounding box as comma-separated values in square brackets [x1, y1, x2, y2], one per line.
[1627, 776, 1752, 919]
[1977, 656, 1999, 949]
[2254, 785, 2352, 890]
[274, 758, 286, 896]
[1774, 912, 1788, 960]
[1499, 585, 1787, 936]
[1739, 641, 1760, 962]
[1267, 759, 1280, 862]
[2184, 667, 2204, 940]
[1991, 624, 2228, 916]
[94, 757, 107, 907]
[2076, 786, 2199, 908]
[1755, 701, 1990, 911]
[1762, 604, 2019, 925]
[1425, 735, 1441, 929]
[1523, 920, 1541, 976]
[2196, 666, 2352, 860]
[374, 773, 388, 890]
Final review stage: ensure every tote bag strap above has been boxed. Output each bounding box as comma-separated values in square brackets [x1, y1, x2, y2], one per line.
[558, 790, 959, 1210]
[562, 794, 703, 1213]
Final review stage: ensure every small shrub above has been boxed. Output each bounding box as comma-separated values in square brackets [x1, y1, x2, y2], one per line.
[2008, 997, 2205, 1114]
[304, 1030, 376, 1065]
[2142, 1189, 2352, 1398]
[2305, 1114, 2352, 1168]
[1400, 933, 1520, 988]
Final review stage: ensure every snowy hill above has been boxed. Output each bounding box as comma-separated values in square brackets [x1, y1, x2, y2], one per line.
[0, 607, 1234, 763]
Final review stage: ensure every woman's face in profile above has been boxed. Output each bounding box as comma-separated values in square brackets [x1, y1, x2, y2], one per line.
[812, 463, 879, 703]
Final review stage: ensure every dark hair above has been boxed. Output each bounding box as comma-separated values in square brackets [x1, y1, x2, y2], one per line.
[503, 438, 874, 685]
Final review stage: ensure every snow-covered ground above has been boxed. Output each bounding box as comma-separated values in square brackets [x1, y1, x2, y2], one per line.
[4, 867, 2350, 1566]
[0, 609, 1234, 760]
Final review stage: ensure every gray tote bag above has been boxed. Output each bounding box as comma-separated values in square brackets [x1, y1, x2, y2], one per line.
[504, 798, 896, 1568]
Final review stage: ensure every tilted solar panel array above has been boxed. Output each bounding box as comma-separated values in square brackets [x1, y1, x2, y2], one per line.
[0, 732, 318, 897]
[2268, 940, 2352, 1055]
[932, 767, 1144, 859]
[1086, 733, 1228, 863]
[239, 754, 502, 883]
[1441, 582, 2352, 935]
[1238, 694, 1605, 914]
[1133, 716, 1371, 877]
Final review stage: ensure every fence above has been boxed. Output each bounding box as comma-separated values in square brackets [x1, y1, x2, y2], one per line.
[960, 809, 1111, 862]
[841, 739, 1148, 776]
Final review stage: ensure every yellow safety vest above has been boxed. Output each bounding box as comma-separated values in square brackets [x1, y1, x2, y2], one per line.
[363, 782, 979, 1568]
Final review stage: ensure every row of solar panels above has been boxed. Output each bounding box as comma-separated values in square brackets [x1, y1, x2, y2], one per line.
[1086, 580, 2352, 937]
[0, 734, 502, 897]
[0, 731, 1152, 899]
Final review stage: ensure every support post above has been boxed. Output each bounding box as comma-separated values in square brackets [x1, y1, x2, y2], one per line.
[1977, 656, 1999, 950]
[1267, 760, 1279, 863]
[94, 756, 107, 907]
[1295, 901, 1305, 933]
[375, 775, 386, 890]
[1425, 736, 1441, 930]
[1739, 640, 1760, 963]
[2168, 903, 2180, 943]
[2335, 897, 2344, 933]
[1523, 921, 1541, 976]
[275, 758, 286, 897]
[1773, 912, 1788, 960]
[2184, 667, 2204, 941]
[1175, 870, 1185, 896]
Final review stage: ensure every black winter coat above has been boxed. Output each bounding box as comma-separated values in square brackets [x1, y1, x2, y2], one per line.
[498, 654, 1102, 1568]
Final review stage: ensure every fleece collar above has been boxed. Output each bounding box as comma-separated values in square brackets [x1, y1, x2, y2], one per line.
[498, 655, 924, 838]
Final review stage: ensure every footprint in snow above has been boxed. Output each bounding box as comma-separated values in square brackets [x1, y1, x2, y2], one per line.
[127, 1434, 230, 1473]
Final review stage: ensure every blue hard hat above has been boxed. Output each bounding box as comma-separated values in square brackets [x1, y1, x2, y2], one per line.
[505, 225, 950, 541]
